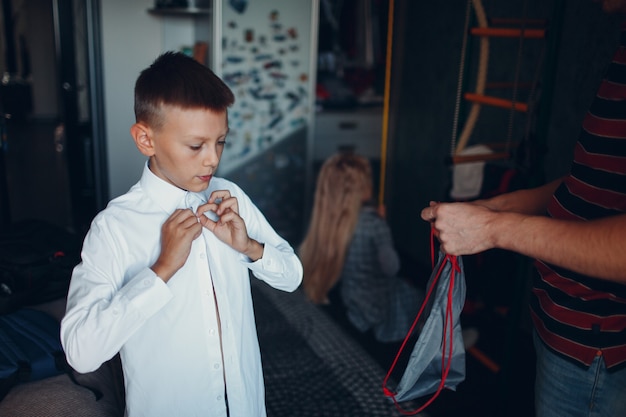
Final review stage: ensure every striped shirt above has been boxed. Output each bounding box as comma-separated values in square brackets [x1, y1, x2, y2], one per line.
[529, 25, 626, 369]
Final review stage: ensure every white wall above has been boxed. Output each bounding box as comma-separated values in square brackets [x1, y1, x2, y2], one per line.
[100, 0, 161, 198]
[100, 1, 212, 199]
[215, 0, 318, 175]
[99, 1, 313, 198]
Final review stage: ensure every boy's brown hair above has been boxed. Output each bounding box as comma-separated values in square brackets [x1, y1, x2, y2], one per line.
[134, 51, 235, 130]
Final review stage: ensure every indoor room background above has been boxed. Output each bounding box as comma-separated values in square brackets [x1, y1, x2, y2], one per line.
[0, 0, 617, 292]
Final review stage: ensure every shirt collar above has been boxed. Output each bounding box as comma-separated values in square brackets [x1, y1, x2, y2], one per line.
[138, 161, 191, 214]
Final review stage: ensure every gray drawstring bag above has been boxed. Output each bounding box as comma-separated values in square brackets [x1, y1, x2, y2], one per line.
[383, 251, 466, 413]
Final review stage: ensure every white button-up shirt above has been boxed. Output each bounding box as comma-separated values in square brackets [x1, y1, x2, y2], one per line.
[61, 163, 303, 417]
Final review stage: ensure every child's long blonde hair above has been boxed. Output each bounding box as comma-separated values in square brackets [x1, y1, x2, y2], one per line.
[299, 152, 373, 303]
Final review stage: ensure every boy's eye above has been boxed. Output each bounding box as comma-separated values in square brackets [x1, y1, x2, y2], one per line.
[189, 145, 202, 151]
[217, 139, 226, 146]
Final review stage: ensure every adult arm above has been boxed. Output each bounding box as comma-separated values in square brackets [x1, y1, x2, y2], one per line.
[474, 177, 564, 214]
[482, 210, 626, 282]
[421, 178, 564, 253]
[421, 178, 626, 283]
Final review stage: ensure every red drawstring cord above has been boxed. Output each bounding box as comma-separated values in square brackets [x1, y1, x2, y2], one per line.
[382, 226, 460, 415]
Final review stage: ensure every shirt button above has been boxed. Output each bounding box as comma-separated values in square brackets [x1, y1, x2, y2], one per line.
[214, 363, 220, 369]
[217, 395, 222, 401]
[112, 308, 119, 315]
[143, 279, 151, 286]
[199, 253, 206, 259]
[209, 329, 216, 335]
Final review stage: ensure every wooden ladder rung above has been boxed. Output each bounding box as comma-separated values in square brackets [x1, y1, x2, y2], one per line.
[450, 152, 511, 164]
[464, 92, 528, 112]
[470, 27, 546, 39]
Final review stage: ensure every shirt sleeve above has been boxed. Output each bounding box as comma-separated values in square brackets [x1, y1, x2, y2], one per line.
[60, 219, 173, 373]
[245, 243, 303, 292]
[231, 183, 303, 292]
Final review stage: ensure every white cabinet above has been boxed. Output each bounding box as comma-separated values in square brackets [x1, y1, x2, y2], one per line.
[147, 6, 212, 67]
[313, 107, 383, 161]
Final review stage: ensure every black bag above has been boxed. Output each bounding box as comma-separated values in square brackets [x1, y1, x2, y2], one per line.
[0, 308, 67, 400]
[0, 308, 102, 401]
[0, 220, 82, 314]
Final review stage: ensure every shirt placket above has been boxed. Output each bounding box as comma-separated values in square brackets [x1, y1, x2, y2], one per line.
[186, 191, 229, 413]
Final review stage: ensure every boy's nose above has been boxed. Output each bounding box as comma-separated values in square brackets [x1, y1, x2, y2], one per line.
[202, 148, 219, 166]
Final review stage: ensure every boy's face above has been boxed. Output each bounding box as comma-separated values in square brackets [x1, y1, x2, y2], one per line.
[132, 105, 229, 192]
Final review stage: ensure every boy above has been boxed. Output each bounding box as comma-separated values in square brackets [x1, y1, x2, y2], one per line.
[60, 51, 303, 417]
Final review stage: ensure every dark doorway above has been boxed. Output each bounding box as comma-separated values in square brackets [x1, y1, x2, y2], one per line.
[0, 0, 106, 235]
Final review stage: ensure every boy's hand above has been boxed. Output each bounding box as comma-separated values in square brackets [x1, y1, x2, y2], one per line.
[151, 209, 203, 282]
[197, 190, 264, 261]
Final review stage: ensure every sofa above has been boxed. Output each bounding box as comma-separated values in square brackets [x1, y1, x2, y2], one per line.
[0, 298, 125, 417]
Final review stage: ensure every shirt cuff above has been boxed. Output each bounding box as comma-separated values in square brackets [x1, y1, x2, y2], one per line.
[240, 243, 283, 274]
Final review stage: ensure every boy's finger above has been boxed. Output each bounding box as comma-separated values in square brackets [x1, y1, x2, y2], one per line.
[208, 190, 231, 203]
[215, 196, 239, 214]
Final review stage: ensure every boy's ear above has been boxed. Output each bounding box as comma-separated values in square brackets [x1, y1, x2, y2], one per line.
[130, 123, 155, 157]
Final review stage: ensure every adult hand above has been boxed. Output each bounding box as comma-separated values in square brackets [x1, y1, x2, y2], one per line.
[197, 190, 263, 261]
[421, 201, 497, 255]
[152, 209, 203, 282]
